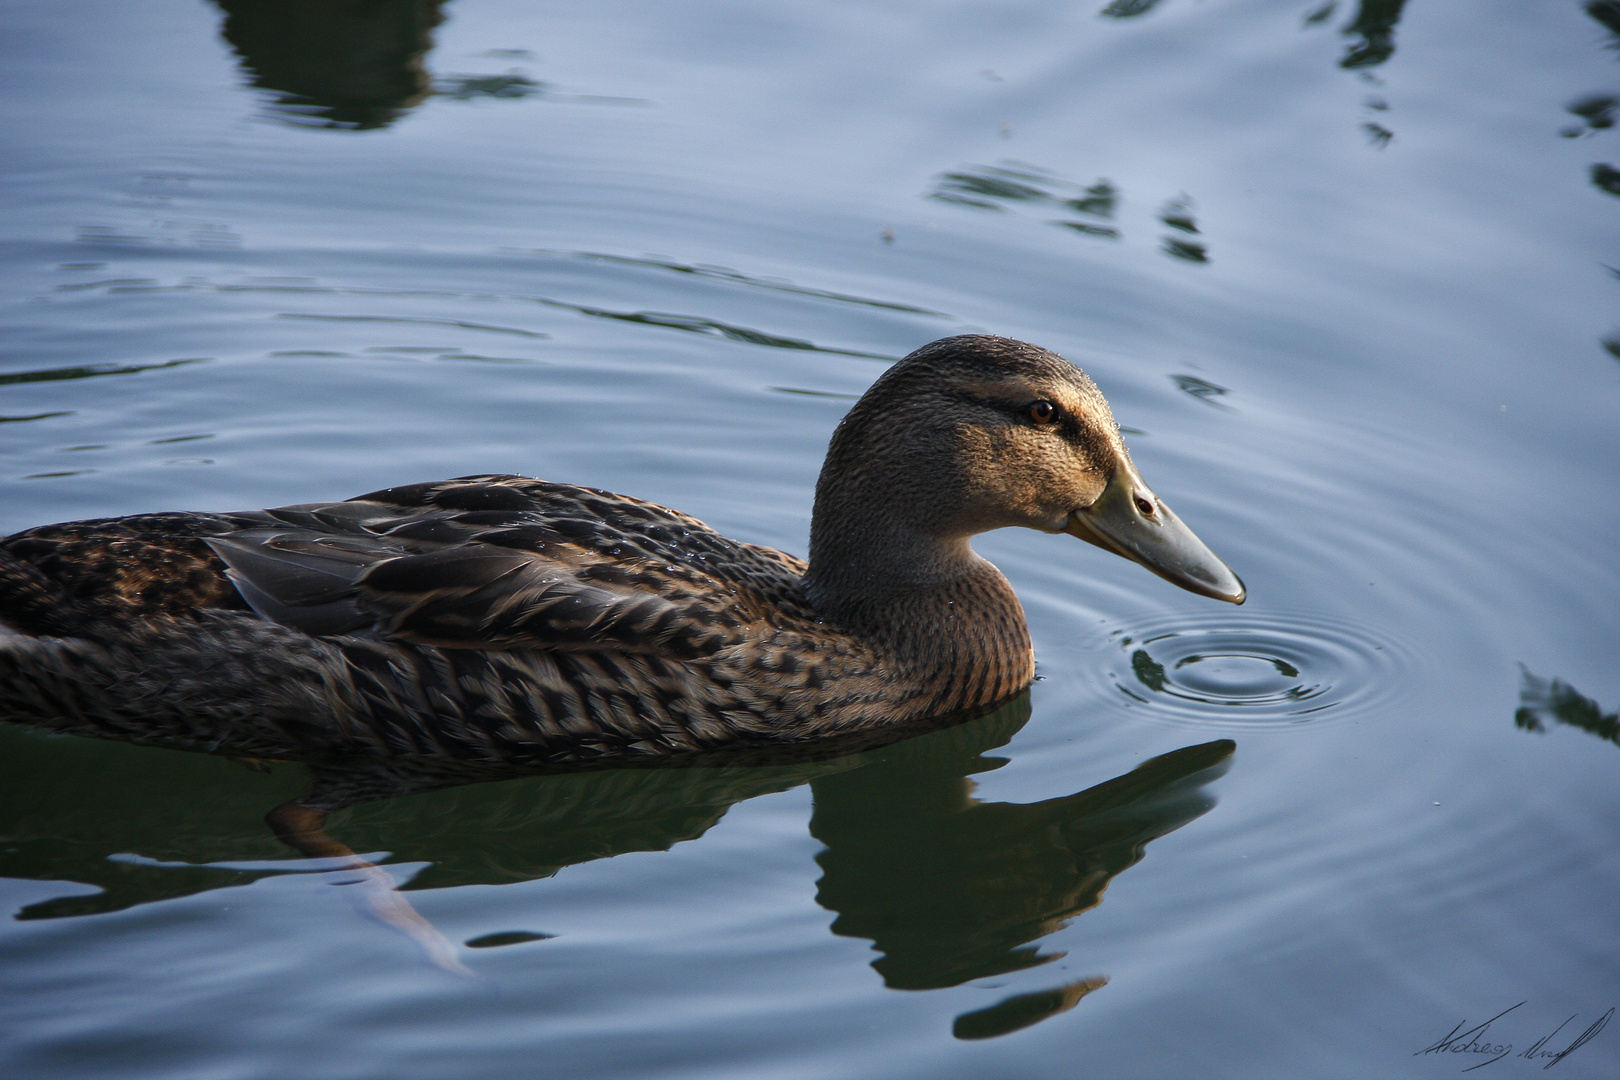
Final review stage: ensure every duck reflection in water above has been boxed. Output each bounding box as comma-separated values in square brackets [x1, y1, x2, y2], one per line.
[808, 699, 1233, 1037]
[2, 696, 1232, 1038]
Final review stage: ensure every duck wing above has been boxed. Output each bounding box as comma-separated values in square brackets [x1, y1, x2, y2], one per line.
[208, 475, 804, 657]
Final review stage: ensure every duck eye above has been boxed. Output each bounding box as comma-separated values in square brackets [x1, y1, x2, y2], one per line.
[1028, 400, 1056, 425]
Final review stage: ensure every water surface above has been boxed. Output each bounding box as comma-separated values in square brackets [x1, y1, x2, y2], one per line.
[2, 1, 1618, 1077]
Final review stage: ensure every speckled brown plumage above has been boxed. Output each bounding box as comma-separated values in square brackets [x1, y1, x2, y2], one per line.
[1, 512, 249, 624]
[0, 335, 1226, 768]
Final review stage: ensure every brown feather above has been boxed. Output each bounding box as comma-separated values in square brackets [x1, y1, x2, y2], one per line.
[0, 336, 1166, 764]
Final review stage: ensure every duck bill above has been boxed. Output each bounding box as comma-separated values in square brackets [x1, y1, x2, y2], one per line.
[1064, 462, 1246, 604]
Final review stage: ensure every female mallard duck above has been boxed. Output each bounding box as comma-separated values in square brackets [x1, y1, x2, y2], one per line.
[0, 336, 1243, 768]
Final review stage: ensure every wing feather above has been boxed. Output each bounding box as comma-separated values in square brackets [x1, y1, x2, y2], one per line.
[200, 477, 790, 657]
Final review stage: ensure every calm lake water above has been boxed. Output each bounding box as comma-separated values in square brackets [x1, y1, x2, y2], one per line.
[3, 1, 1618, 1077]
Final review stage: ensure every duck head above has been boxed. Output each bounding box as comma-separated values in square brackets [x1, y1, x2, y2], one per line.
[807, 335, 1244, 606]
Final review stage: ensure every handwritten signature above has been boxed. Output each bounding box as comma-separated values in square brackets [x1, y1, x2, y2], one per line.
[1416, 1002, 1614, 1071]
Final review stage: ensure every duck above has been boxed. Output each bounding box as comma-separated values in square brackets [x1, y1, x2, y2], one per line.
[0, 335, 1244, 772]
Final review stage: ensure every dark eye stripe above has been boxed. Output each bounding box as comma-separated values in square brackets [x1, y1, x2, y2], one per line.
[951, 392, 1072, 432]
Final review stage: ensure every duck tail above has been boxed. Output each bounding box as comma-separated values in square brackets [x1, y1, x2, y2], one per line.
[0, 545, 87, 639]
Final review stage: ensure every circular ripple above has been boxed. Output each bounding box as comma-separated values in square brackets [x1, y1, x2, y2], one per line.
[1094, 612, 1413, 728]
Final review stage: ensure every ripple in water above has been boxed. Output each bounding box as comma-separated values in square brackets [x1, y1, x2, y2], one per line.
[1098, 613, 1410, 727]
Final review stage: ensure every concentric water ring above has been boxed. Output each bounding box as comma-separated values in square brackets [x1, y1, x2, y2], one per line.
[1089, 611, 1413, 728]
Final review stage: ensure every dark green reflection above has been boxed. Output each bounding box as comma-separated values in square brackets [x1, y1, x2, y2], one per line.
[465, 930, 554, 947]
[212, 0, 446, 129]
[810, 709, 1233, 997]
[1569, 4, 1620, 147]
[1099, 0, 1168, 18]
[1515, 667, 1620, 747]
[1158, 196, 1209, 264]
[439, 73, 545, 101]
[1588, 0, 1620, 43]
[549, 250, 947, 315]
[0, 727, 307, 918]
[49, 274, 902, 361]
[0, 412, 73, 424]
[1565, 94, 1617, 136]
[0, 723, 841, 918]
[3, 698, 1230, 1025]
[926, 162, 1134, 245]
[1304, 3, 1339, 27]
[1067, 181, 1118, 219]
[1338, 0, 1409, 70]
[1131, 648, 1168, 691]
[1116, 0, 1409, 69]
[0, 358, 206, 388]
[1172, 374, 1233, 408]
[929, 168, 1206, 260]
[1574, 5, 1620, 359]
[931, 164, 1053, 208]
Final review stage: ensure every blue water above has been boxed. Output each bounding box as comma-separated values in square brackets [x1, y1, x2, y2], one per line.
[2, 1, 1618, 1076]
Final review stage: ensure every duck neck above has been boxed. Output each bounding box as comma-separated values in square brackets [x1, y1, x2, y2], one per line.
[804, 494, 1034, 705]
